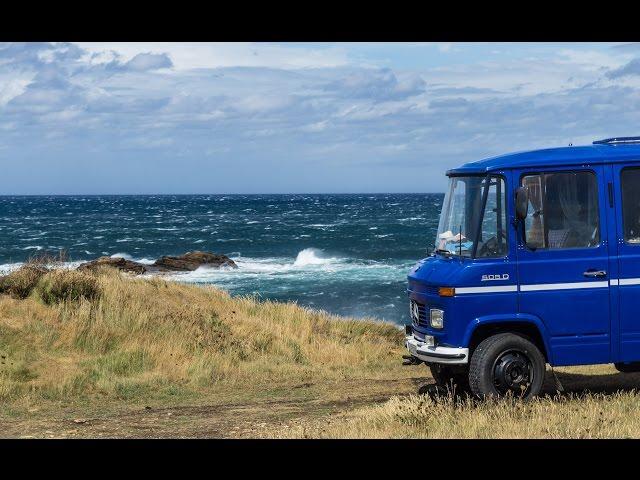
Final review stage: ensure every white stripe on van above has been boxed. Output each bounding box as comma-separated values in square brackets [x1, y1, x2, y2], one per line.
[456, 285, 518, 294]
[519, 281, 609, 292]
[455, 281, 609, 295]
[453, 279, 640, 294]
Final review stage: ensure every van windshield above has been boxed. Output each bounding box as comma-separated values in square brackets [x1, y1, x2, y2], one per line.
[435, 175, 507, 258]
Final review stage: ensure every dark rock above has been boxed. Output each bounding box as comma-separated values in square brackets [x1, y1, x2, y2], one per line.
[153, 251, 237, 271]
[78, 256, 147, 275]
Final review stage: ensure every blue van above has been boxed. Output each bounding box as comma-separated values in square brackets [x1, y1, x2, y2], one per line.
[405, 137, 640, 399]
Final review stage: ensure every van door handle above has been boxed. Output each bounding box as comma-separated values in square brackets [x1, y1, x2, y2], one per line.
[584, 270, 607, 278]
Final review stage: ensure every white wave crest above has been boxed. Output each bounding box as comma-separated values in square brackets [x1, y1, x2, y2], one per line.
[109, 253, 155, 265]
[292, 248, 338, 267]
[166, 248, 413, 287]
[0, 260, 85, 275]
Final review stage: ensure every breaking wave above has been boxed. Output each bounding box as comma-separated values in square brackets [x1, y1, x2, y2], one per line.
[292, 248, 339, 267]
[169, 248, 411, 288]
[109, 253, 155, 265]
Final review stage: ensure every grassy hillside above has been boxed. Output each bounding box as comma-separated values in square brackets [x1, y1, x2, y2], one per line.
[0, 264, 411, 418]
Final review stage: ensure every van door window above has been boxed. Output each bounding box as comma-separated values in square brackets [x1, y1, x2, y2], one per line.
[521, 171, 600, 249]
[621, 168, 640, 244]
[476, 176, 507, 257]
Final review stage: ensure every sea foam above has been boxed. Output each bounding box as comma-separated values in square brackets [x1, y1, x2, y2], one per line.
[292, 248, 338, 267]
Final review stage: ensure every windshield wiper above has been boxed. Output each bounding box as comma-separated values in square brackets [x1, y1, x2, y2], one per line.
[434, 248, 454, 257]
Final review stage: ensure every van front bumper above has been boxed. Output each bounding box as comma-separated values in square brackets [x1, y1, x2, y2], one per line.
[405, 335, 469, 365]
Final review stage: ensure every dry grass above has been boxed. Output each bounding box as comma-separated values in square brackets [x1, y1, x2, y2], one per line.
[0, 266, 406, 411]
[270, 389, 640, 439]
[0, 265, 48, 299]
[4, 265, 640, 438]
[0, 253, 70, 300]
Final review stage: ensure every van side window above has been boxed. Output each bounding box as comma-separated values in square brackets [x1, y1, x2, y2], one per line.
[521, 171, 600, 249]
[476, 176, 507, 257]
[621, 168, 640, 244]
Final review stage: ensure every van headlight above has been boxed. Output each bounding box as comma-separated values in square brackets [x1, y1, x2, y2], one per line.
[429, 309, 444, 329]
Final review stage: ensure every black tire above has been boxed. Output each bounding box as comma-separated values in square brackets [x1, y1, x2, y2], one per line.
[429, 364, 470, 395]
[614, 362, 640, 373]
[469, 333, 545, 400]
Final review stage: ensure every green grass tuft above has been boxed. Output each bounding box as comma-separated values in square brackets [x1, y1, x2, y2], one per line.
[33, 270, 101, 305]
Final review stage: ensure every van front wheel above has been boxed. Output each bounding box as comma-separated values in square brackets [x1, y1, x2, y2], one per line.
[469, 333, 545, 400]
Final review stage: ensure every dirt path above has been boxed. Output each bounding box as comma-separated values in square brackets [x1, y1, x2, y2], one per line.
[0, 377, 427, 438]
[4, 365, 637, 438]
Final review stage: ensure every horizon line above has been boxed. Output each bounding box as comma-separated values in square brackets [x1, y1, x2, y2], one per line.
[0, 192, 446, 197]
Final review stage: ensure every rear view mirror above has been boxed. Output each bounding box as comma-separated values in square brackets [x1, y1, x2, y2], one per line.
[515, 187, 529, 221]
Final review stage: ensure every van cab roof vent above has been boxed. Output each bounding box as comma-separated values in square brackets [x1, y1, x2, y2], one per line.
[593, 136, 640, 145]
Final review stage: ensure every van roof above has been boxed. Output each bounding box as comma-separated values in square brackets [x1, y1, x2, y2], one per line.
[448, 143, 640, 175]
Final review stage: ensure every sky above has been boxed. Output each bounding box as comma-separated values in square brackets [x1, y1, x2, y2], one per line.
[3, 42, 640, 194]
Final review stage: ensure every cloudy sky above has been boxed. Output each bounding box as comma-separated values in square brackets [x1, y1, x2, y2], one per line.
[3, 42, 640, 194]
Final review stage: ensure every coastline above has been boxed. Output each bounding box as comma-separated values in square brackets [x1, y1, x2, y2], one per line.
[0, 194, 437, 324]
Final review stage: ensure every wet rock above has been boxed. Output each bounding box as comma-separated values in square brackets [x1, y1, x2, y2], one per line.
[153, 251, 237, 271]
[78, 256, 147, 275]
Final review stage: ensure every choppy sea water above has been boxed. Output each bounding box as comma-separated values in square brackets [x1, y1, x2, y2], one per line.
[0, 194, 443, 324]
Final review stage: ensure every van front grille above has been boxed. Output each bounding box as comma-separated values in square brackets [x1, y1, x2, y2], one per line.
[410, 300, 429, 327]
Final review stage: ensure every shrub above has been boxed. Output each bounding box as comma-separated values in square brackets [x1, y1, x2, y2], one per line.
[34, 270, 101, 305]
[0, 265, 48, 299]
[26, 251, 68, 269]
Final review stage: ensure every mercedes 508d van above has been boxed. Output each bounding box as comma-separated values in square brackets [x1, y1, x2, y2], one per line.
[405, 137, 640, 399]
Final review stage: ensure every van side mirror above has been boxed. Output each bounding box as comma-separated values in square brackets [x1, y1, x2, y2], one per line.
[515, 187, 529, 221]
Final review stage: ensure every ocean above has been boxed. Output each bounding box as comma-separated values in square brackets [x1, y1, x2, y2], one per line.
[0, 194, 443, 324]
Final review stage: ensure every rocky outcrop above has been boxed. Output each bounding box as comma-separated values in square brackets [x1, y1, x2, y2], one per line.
[78, 251, 238, 275]
[153, 251, 237, 271]
[78, 256, 147, 274]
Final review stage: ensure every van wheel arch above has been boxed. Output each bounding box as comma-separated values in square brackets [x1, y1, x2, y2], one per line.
[469, 322, 548, 363]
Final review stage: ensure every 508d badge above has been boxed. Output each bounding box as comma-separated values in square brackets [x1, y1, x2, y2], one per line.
[481, 274, 510, 282]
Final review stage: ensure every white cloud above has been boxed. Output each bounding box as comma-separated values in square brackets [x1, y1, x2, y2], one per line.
[3, 41, 640, 193]
[557, 48, 624, 71]
[437, 43, 454, 53]
[124, 52, 173, 71]
[0, 74, 32, 106]
[75, 42, 350, 70]
[299, 120, 329, 132]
